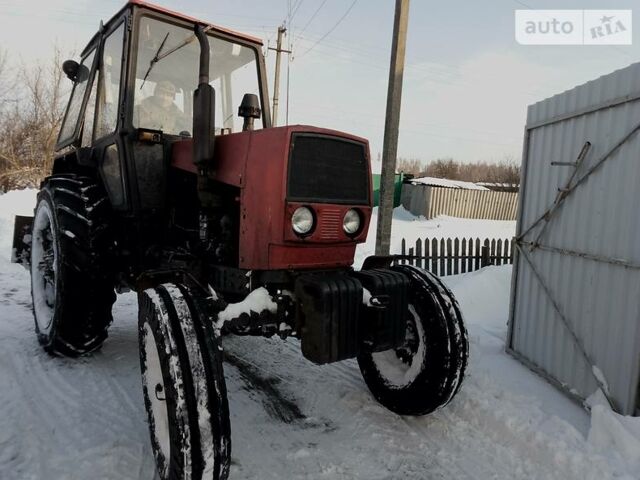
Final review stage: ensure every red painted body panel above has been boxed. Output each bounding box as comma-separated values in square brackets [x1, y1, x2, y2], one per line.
[171, 125, 373, 271]
[172, 134, 248, 187]
[268, 245, 358, 270]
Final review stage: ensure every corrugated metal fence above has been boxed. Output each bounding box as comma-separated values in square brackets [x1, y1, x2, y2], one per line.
[401, 184, 519, 220]
[398, 236, 515, 276]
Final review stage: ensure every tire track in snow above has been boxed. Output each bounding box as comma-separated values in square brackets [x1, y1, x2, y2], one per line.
[224, 351, 306, 424]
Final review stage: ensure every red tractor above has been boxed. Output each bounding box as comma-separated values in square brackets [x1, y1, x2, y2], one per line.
[13, 2, 468, 479]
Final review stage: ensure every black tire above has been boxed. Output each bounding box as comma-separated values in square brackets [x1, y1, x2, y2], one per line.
[357, 264, 468, 415]
[138, 283, 231, 480]
[30, 174, 116, 356]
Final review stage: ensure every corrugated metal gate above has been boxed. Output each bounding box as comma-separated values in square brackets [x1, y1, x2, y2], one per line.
[508, 63, 640, 415]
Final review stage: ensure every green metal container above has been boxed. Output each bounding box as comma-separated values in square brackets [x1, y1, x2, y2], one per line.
[372, 172, 404, 207]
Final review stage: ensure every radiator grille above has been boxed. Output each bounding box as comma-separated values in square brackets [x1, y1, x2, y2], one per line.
[319, 208, 342, 240]
[288, 134, 369, 205]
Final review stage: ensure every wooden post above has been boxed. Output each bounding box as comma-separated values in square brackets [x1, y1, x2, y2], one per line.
[432, 238, 438, 274]
[424, 238, 430, 272]
[481, 239, 490, 267]
[461, 238, 467, 274]
[269, 26, 291, 126]
[454, 237, 460, 275]
[375, 0, 411, 255]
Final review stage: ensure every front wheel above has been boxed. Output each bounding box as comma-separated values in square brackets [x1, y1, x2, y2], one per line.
[357, 264, 468, 415]
[138, 283, 231, 480]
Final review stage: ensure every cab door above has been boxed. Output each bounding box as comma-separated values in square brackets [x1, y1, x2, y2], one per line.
[85, 18, 129, 212]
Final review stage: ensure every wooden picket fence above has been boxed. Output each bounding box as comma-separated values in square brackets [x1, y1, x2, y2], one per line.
[397, 237, 515, 276]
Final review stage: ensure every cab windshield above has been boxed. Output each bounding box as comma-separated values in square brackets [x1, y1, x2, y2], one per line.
[133, 15, 263, 135]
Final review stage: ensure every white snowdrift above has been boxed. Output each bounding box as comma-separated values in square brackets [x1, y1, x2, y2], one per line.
[587, 389, 640, 471]
[217, 287, 277, 326]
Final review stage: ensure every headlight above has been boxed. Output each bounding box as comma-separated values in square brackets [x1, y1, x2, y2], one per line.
[343, 209, 361, 235]
[291, 206, 314, 235]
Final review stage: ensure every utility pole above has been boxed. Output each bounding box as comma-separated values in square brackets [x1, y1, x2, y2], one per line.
[269, 25, 291, 126]
[375, 0, 410, 256]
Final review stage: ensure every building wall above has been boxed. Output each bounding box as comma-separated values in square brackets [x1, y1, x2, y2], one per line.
[401, 184, 518, 220]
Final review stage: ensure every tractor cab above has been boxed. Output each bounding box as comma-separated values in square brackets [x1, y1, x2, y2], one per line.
[51, 0, 375, 277]
[53, 0, 269, 215]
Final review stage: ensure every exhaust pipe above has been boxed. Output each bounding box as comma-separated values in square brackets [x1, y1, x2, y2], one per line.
[192, 25, 218, 241]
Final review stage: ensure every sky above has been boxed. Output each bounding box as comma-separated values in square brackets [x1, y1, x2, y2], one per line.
[0, 0, 639, 168]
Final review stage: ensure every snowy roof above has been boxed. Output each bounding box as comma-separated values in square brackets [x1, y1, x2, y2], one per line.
[476, 182, 519, 188]
[408, 177, 488, 191]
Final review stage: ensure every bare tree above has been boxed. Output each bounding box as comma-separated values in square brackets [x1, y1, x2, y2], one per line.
[425, 158, 460, 179]
[396, 157, 424, 175]
[420, 155, 521, 187]
[0, 47, 68, 191]
[0, 49, 13, 111]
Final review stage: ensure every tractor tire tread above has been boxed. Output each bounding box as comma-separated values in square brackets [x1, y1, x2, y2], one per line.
[36, 174, 116, 356]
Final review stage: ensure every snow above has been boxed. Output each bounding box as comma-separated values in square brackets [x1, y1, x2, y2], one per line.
[141, 321, 171, 472]
[216, 287, 278, 327]
[1, 188, 639, 479]
[371, 305, 427, 388]
[30, 198, 57, 335]
[162, 283, 217, 476]
[409, 176, 489, 190]
[589, 405, 640, 470]
[593, 366, 611, 397]
[362, 287, 372, 306]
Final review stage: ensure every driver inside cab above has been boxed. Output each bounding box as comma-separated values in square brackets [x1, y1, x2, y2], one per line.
[137, 80, 187, 133]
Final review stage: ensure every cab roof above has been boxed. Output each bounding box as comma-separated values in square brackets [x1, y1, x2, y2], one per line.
[82, 0, 263, 56]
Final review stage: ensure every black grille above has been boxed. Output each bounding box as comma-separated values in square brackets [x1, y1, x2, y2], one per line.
[288, 133, 369, 205]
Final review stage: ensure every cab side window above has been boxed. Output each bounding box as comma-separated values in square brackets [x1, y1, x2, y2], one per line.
[96, 23, 125, 139]
[81, 78, 98, 147]
[57, 50, 96, 146]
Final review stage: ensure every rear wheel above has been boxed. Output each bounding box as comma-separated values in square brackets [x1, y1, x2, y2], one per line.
[357, 264, 468, 415]
[138, 283, 231, 480]
[31, 175, 115, 356]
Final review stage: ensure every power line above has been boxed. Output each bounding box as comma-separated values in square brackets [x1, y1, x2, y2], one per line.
[292, 99, 523, 141]
[289, 0, 305, 24]
[294, 0, 328, 42]
[296, 0, 358, 58]
[294, 36, 559, 99]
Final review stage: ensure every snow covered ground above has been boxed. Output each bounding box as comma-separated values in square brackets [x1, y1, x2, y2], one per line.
[1, 189, 639, 479]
